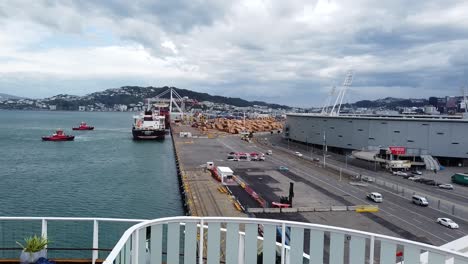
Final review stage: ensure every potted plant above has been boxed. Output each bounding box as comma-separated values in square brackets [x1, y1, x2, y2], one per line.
[16, 235, 49, 264]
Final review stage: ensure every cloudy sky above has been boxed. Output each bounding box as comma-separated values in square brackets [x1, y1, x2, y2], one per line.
[1, 0, 468, 107]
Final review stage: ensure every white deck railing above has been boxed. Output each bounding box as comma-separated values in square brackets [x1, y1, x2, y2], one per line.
[0, 217, 146, 264]
[104, 216, 468, 264]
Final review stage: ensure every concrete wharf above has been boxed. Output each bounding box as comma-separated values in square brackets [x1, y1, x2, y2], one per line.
[172, 125, 245, 217]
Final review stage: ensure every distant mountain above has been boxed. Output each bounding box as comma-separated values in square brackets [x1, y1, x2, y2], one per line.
[1, 86, 290, 110]
[0, 93, 25, 100]
[52, 86, 291, 109]
[343, 97, 429, 109]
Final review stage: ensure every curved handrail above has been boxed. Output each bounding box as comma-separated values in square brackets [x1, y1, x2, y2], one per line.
[104, 216, 468, 264]
[0, 216, 146, 222]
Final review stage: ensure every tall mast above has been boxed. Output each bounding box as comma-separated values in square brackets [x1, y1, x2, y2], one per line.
[321, 85, 336, 115]
[329, 70, 354, 116]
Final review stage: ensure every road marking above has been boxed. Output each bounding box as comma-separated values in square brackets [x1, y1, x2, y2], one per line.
[254, 140, 467, 242]
[269, 138, 468, 202]
[360, 180, 468, 224]
[413, 218, 423, 224]
[253, 147, 449, 243]
[387, 206, 396, 211]
[443, 232, 458, 239]
[261, 138, 468, 226]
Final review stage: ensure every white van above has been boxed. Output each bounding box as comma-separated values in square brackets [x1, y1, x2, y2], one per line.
[412, 195, 428, 206]
[267, 150, 273, 155]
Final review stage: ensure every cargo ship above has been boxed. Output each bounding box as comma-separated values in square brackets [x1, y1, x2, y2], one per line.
[132, 108, 166, 140]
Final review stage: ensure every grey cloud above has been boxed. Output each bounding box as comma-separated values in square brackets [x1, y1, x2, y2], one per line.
[72, 0, 231, 33]
[1, 0, 468, 107]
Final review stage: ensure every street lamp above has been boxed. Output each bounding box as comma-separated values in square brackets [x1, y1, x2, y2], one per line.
[323, 131, 327, 167]
[345, 154, 351, 168]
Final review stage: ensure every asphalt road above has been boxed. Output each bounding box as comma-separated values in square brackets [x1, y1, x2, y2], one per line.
[216, 135, 468, 246]
[265, 135, 468, 208]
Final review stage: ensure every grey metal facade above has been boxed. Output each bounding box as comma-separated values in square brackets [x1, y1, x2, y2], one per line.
[285, 114, 468, 159]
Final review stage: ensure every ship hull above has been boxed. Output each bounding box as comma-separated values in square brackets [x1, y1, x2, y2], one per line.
[132, 129, 166, 140]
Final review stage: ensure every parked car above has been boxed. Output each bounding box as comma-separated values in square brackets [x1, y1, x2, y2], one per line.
[266, 150, 273, 155]
[418, 178, 433, 184]
[412, 170, 423, 175]
[393, 171, 408, 176]
[362, 176, 374, 182]
[408, 176, 421, 181]
[438, 184, 454, 190]
[278, 166, 289, 172]
[412, 195, 429, 206]
[227, 155, 235, 161]
[424, 180, 437, 186]
[239, 155, 249, 161]
[294, 152, 303, 157]
[437, 218, 459, 229]
[367, 192, 383, 203]
[312, 158, 320, 162]
[258, 155, 266, 161]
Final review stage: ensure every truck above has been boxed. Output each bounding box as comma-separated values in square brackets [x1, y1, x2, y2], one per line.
[451, 173, 468, 185]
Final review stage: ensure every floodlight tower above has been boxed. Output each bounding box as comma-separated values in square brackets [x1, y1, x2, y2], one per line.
[329, 70, 354, 116]
[321, 85, 336, 115]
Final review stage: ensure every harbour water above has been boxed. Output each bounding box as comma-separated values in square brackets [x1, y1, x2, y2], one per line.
[0, 111, 183, 257]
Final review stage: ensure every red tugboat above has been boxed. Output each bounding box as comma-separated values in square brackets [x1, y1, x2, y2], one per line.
[72, 122, 94, 130]
[42, 129, 75, 141]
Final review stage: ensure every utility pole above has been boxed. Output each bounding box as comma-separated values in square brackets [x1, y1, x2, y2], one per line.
[243, 112, 246, 127]
[323, 131, 327, 167]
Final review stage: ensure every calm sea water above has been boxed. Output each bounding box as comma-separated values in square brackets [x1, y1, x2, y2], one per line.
[0, 111, 183, 257]
[0, 110, 183, 218]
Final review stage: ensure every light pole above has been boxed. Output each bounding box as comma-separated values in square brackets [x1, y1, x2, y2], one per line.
[323, 131, 327, 167]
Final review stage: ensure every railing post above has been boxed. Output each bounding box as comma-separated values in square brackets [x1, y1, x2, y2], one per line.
[238, 233, 245, 264]
[198, 219, 204, 264]
[132, 231, 138, 264]
[281, 223, 286, 264]
[93, 220, 99, 264]
[369, 235, 375, 264]
[41, 219, 48, 239]
[285, 248, 290, 264]
[41, 219, 48, 249]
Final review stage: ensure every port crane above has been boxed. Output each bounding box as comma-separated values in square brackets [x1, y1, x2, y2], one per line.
[145, 87, 197, 118]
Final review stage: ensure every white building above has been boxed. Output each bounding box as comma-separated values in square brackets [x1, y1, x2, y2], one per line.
[424, 105, 440, 115]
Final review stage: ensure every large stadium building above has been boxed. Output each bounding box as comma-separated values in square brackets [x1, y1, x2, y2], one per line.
[285, 113, 468, 166]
